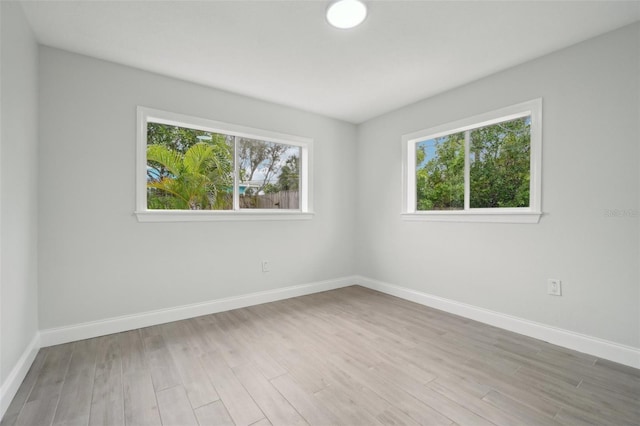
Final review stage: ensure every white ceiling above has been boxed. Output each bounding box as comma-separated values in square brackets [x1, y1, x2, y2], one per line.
[20, 0, 640, 123]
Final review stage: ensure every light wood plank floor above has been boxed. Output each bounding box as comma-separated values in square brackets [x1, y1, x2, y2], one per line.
[2, 286, 639, 426]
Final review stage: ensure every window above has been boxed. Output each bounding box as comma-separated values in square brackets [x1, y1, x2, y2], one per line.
[402, 99, 542, 223]
[136, 107, 313, 222]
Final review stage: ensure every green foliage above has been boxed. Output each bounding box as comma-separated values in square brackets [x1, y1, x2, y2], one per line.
[416, 133, 465, 210]
[470, 118, 530, 208]
[277, 156, 300, 191]
[147, 122, 227, 152]
[147, 123, 232, 182]
[415, 117, 530, 210]
[146, 124, 233, 209]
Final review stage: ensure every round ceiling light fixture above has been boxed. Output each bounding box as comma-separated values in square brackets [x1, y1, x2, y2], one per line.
[326, 0, 367, 29]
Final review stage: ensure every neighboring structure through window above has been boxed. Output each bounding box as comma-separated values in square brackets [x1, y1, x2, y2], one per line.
[402, 99, 542, 223]
[136, 107, 312, 221]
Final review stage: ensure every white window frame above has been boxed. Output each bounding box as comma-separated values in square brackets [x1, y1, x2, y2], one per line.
[135, 107, 313, 222]
[402, 99, 542, 223]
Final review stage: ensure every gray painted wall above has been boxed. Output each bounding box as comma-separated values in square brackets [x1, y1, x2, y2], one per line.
[0, 1, 39, 383]
[37, 47, 357, 329]
[356, 23, 640, 348]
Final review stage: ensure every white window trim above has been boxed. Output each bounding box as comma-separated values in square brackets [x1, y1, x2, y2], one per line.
[402, 99, 542, 224]
[135, 106, 314, 222]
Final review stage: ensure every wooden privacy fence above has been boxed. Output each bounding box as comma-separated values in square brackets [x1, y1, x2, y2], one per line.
[239, 190, 299, 209]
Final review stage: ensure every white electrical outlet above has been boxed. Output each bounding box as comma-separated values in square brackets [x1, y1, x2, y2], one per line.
[261, 260, 270, 273]
[547, 279, 562, 296]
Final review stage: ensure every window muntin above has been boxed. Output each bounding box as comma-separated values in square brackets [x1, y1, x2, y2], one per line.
[403, 99, 542, 223]
[136, 107, 312, 221]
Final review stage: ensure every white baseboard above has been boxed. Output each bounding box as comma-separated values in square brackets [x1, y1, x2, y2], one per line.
[0, 333, 40, 420]
[40, 276, 355, 347]
[355, 276, 640, 369]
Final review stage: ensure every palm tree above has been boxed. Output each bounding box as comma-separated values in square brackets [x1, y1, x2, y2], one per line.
[147, 141, 233, 210]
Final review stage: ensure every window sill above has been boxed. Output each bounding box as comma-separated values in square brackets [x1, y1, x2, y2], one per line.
[401, 211, 542, 224]
[135, 210, 314, 222]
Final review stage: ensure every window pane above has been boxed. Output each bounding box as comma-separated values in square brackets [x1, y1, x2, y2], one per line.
[415, 132, 465, 210]
[470, 116, 531, 208]
[146, 122, 234, 210]
[238, 138, 301, 210]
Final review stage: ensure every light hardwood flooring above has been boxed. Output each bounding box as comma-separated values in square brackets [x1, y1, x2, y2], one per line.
[2, 286, 639, 426]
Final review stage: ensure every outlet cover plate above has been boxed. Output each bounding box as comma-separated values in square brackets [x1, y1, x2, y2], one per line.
[547, 279, 562, 296]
